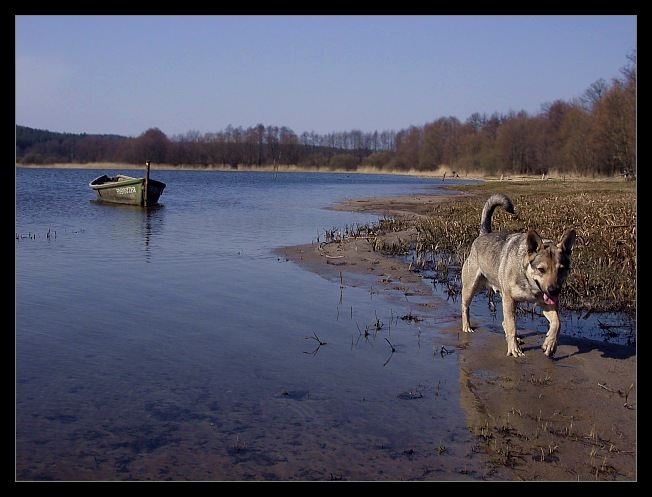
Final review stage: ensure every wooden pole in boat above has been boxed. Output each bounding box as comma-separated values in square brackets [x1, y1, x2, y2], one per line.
[144, 160, 151, 207]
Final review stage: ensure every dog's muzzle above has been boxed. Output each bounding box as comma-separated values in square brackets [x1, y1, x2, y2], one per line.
[536, 281, 559, 306]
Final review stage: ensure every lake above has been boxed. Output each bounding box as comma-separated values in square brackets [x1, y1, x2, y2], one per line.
[15, 167, 631, 481]
[16, 168, 494, 481]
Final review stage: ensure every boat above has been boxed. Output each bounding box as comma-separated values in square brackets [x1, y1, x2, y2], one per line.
[89, 161, 166, 206]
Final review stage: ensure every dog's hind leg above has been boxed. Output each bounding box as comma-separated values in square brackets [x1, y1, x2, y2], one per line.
[502, 296, 525, 357]
[541, 307, 561, 357]
[461, 265, 483, 333]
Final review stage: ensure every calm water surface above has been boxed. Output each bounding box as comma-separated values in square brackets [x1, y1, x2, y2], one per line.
[16, 168, 631, 481]
[16, 168, 487, 481]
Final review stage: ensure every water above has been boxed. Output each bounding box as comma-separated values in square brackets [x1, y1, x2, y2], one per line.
[16, 168, 488, 481]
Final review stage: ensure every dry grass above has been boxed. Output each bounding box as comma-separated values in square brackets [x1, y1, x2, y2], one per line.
[374, 178, 636, 319]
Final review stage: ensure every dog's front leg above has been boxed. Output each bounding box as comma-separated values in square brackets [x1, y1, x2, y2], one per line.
[502, 297, 524, 357]
[541, 308, 561, 357]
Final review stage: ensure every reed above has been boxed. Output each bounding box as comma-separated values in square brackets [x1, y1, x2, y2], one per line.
[369, 179, 635, 322]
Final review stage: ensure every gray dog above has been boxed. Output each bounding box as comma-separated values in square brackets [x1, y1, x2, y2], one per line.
[461, 194, 576, 357]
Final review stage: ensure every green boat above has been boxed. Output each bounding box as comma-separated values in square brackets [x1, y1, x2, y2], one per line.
[89, 161, 166, 206]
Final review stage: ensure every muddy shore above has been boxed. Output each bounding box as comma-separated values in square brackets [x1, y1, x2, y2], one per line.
[275, 193, 637, 482]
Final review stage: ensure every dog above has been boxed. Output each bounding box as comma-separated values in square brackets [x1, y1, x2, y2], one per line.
[461, 194, 576, 357]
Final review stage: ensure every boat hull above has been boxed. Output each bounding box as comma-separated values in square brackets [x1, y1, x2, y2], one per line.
[89, 175, 166, 206]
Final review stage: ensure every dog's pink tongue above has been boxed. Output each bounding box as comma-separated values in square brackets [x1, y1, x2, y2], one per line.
[544, 294, 557, 306]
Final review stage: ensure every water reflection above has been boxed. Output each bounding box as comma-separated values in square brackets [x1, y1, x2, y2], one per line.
[143, 205, 164, 263]
[89, 201, 165, 262]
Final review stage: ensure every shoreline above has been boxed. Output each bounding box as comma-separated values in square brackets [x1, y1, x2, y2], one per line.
[15, 162, 590, 183]
[15, 162, 463, 177]
[277, 192, 637, 481]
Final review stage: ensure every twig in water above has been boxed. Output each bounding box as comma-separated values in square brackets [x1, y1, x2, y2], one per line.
[304, 332, 326, 345]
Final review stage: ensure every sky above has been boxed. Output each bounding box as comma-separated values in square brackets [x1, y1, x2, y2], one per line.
[15, 15, 637, 139]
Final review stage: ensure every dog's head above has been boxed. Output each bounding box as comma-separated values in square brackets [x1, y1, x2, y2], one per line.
[526, 229, 576, 307]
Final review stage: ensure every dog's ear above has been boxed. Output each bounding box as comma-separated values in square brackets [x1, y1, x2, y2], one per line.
[559, 229, 576, 254]
[526, 229, 543, 254]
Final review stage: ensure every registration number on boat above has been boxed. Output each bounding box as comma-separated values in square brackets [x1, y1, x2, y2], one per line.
[116, 186, 137, 195]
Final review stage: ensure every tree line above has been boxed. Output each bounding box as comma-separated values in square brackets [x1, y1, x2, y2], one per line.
[16, 51, 635, 178]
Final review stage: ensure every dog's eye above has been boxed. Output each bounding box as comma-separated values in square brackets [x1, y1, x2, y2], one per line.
[536, 267, 545, 274]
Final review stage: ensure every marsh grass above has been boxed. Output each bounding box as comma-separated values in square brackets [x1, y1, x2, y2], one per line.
[373, 178, 636, 322]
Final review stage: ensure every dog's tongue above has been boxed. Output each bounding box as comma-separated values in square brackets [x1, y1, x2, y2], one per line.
[544, 293, 557, 306]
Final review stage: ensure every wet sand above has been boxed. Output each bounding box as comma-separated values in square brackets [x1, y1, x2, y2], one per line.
[276, 194, 637, 482]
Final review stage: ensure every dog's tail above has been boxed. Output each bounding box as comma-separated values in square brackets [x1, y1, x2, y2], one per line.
[479, 194, 516, 235]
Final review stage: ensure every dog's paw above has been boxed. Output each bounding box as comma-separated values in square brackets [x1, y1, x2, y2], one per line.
[506, 339, 525, 357]
[541, 339, 557, 357]
[462, 326, 474, 333]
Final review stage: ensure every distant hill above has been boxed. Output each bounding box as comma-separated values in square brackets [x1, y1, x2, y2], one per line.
[16, 125, 126, 151]
[16, 125, 128, 164]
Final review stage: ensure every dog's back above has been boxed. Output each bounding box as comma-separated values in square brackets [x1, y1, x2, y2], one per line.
[467, 231, 528, 292]
[467, 194, 522, 291]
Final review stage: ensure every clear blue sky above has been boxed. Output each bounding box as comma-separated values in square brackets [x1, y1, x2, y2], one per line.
[15, 15, 636, 139]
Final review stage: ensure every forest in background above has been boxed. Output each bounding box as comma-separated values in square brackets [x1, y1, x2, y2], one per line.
[16, 51, 635, 178]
